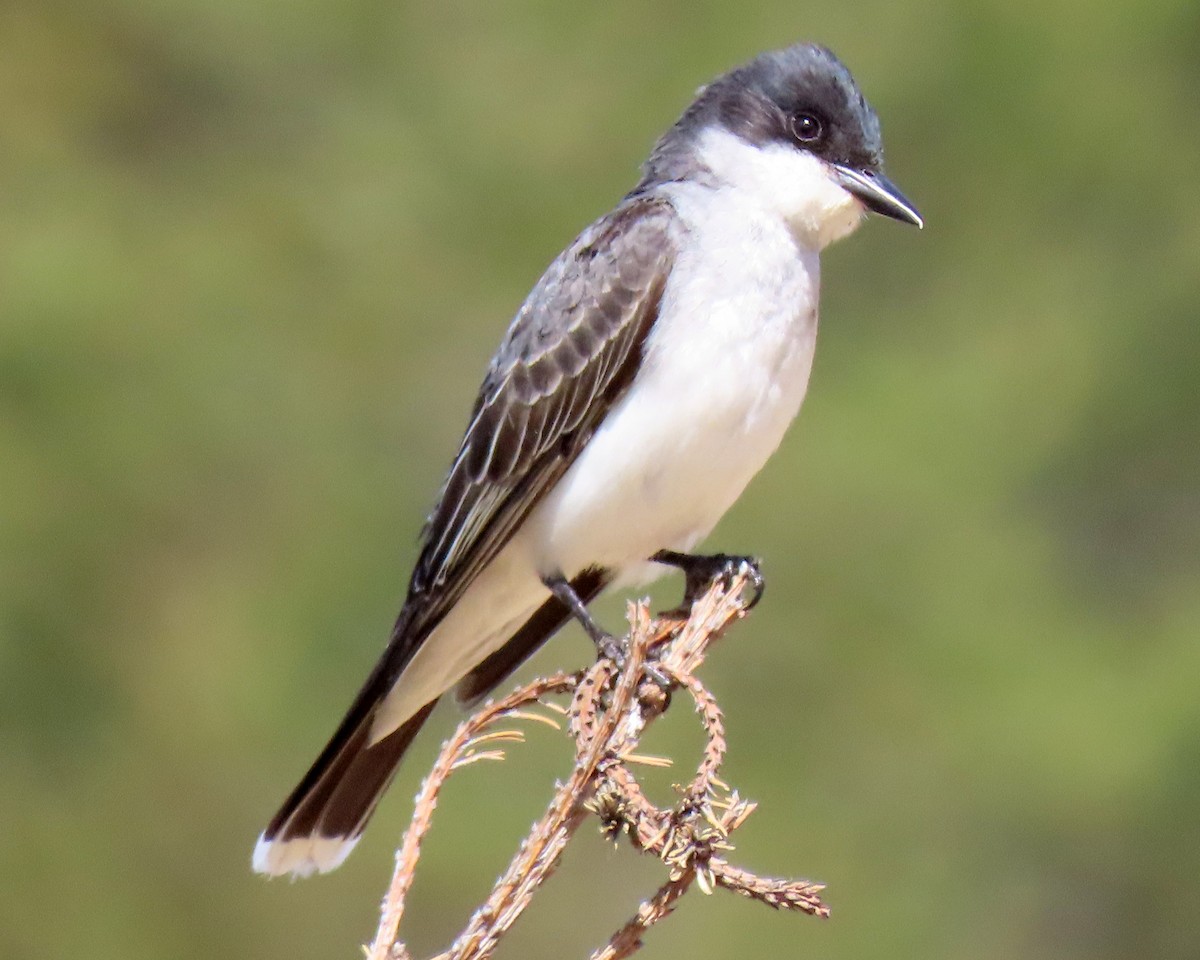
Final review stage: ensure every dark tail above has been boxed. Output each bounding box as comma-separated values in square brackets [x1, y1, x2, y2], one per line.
[252, 697, 437, 877]
[253, 567, 610, 877]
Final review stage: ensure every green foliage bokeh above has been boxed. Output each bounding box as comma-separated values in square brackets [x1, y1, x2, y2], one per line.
[2, 2, 1198, 958]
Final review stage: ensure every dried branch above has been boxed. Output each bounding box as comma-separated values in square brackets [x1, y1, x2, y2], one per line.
[366, 567, 828, 960]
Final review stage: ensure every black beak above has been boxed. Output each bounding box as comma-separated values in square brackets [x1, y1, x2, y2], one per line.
[833, 165, 923, 228]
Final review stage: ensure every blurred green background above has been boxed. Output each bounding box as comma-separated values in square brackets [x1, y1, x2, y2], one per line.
[3, 0, 1199, 958]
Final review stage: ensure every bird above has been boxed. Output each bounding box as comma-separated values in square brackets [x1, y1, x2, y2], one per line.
[253, 41, 921, 878]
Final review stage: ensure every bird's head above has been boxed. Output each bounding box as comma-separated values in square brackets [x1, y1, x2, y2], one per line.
[645, 43, 922, 249]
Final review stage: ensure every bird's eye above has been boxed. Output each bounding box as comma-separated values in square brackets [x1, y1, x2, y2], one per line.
[790, 112, 823, 144]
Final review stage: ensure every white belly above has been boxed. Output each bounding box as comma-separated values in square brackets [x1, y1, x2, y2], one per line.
[374, 187, 823, 737]
[530, 185, 821, 576]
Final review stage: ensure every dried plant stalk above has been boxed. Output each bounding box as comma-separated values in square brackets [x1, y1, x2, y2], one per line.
[366, 568, 828, 960]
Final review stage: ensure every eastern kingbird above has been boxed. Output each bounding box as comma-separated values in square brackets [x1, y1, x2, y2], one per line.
[254, 41, 921, 878]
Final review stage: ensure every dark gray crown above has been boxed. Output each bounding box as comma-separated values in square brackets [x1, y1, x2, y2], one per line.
[640, 43, 885, 188]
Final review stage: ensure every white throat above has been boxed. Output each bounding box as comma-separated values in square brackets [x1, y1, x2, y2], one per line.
[693, 126, 865, 250]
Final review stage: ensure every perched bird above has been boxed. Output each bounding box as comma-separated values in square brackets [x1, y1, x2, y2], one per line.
[254, 41, 921, 878]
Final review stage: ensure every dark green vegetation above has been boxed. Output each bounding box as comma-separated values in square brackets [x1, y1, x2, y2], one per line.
[2, 2, 1198, 958]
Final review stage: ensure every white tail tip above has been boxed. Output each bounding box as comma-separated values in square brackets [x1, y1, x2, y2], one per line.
[252, 832, 361, 878]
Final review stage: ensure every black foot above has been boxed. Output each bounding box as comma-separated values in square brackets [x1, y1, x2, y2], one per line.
[543, 573, 673, 691]
[543, 573, 619, 657]
[651, 550, 765, 613]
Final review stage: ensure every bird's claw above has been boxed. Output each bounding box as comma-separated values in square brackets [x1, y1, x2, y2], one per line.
[739, 559, 766, 610]
[594, 634, 675, 703]
[594, 632, 627, 667]
[687, 553, 765, 609]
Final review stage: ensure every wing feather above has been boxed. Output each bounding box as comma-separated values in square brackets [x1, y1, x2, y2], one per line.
[404, 195, 680, 640]
[257, 195, 681, 870]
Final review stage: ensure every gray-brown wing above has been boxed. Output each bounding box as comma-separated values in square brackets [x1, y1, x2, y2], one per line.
[404, 195, 680, 634]
[255, 196, 680, 855]
[404, 196, 679, 620]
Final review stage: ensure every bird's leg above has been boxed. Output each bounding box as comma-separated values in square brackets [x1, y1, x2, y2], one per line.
[542, 573, 673, 691]
[543, 573, 626, 664]
[651, 549, 765, 613]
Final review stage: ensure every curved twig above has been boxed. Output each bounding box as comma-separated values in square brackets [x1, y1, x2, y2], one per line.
[366, 569, 829, 960]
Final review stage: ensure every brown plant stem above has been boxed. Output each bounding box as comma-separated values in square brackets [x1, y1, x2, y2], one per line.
[366, 568, 829, 960]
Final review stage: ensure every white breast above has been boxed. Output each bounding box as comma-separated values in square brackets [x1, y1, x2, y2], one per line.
[376, 179, 831, 734]
[529, 182, 822, 577]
